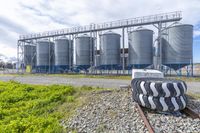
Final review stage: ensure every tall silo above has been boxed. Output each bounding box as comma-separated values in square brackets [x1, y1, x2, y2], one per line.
[75, 34, 94, 70]
[162, 24, 193, 70]
[99, 31, 121, 70]
[128, 28, 153, 69]
[36, 39, 54, 73]
[54, 37, 70, 73]
[24, 45, 36, 67]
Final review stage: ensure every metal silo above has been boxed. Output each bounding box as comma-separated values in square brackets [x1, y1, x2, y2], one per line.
[75, 34, 94, 70]
[54, 37, 70, 73]
[24, 45, 36, 67]
[162, 24, 193, 70]
[99, 31, 121, 70]
[36, 39, 54, 73]
[128, 28, 153, 69]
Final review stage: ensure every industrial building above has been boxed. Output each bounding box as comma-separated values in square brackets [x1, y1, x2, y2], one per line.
[17, 11, 194, 76]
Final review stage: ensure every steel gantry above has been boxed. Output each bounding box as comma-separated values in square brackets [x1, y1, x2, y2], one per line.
[17, 11, 182, 73]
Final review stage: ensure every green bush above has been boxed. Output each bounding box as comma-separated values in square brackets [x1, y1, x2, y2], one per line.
[0, 81, 76, 132]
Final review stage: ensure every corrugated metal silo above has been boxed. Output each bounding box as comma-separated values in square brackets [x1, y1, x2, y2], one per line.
[54, 37, 70, 72]
[162, 24, 193, 70]
[99, 31, 121, 70]
[75, 34, 94, 70]
[128, 28, 153, 69]
[24, 45, 36, 67]
[36, 39, 54, 73]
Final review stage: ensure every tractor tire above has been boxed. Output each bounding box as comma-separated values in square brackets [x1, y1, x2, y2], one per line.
[133, 92, 187, 112]
[131, 78, 187, 97]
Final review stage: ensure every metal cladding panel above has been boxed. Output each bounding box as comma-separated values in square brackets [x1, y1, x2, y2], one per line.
[128, 29, 153, 66]
[95, 55, 100, 67]
[36, 40, 54, 66]
[162, 24, 193, 69]
[24, 45, 36, 66]
[100, 32, 121, 65]
[75, 36, 94, 66]
[54, 65, 69, 73]
[55, 38, 69, 66]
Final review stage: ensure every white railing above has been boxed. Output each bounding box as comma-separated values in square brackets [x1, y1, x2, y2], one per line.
[19, 11, 182, 40]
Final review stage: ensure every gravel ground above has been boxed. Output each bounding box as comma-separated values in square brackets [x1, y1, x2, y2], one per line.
[147, 112, 200, 133]
[0, 75, 199, 94]
[61, 90, 200, 133]
[63, 90, 147, 133]
[187, 98, 200, 114]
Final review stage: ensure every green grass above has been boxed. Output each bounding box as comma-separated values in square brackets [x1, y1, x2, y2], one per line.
[1, 73, 200, 81]
[187, 92, 200, 99]
[0, 81, 106, 132]
[167, 76, 200, 82]
[1, 73, 132, 80]
[30, 74, 200, 82]
[47, 73, 132, 80]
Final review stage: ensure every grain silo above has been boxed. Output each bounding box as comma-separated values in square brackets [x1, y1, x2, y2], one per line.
[36, 39, 54, 73]
[24, 45, 36, 67]
[128, 28, 153, 69]
[162, 24, 193, 70]
[75, 34, 94, 70]
[54, 37, 71, 73]
[99, 31, 121, 70]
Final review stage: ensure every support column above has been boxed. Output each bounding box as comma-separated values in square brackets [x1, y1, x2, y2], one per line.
[69, 35, 72, 71]
[191, 59, 193, 77]
[94, 31, 97, 68]
[122, 28, 125, 74]
[52, 37, 55, 73]
[17, 41, 20, 73]
[22, 41, 25, 73]
[89, 32, 93, 68]
[48, 38, 51, 74]
[73, 34, 76, 68]
[158, 22, 162, 71]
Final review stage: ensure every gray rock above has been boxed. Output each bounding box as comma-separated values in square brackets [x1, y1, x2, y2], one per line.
[62, 90, 200, 133]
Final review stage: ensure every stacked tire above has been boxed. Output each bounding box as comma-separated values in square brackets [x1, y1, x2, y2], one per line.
[131, 78, 187, 112]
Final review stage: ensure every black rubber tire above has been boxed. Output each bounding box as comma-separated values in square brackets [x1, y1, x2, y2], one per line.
[132, 92, 187, 112]
[131, 78, 187, 97]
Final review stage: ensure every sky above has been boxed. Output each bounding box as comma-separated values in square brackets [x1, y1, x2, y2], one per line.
[0, 0, 200, 62]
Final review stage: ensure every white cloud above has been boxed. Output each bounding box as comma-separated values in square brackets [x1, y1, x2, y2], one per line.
[0, 0, 200, 59]
[194, 30, 200, 38]
[0, 44, 16, 57]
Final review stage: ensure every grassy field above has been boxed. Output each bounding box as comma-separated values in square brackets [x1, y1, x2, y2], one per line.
[187, 92, 200, 99]
[7, 73, 200, 82]
[0, 73, 132, 80]
[0, 81, 105, 132]
[51, 74, 200, 82]
[50, 74, 132, 80]
[167, 76, 200, 82]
